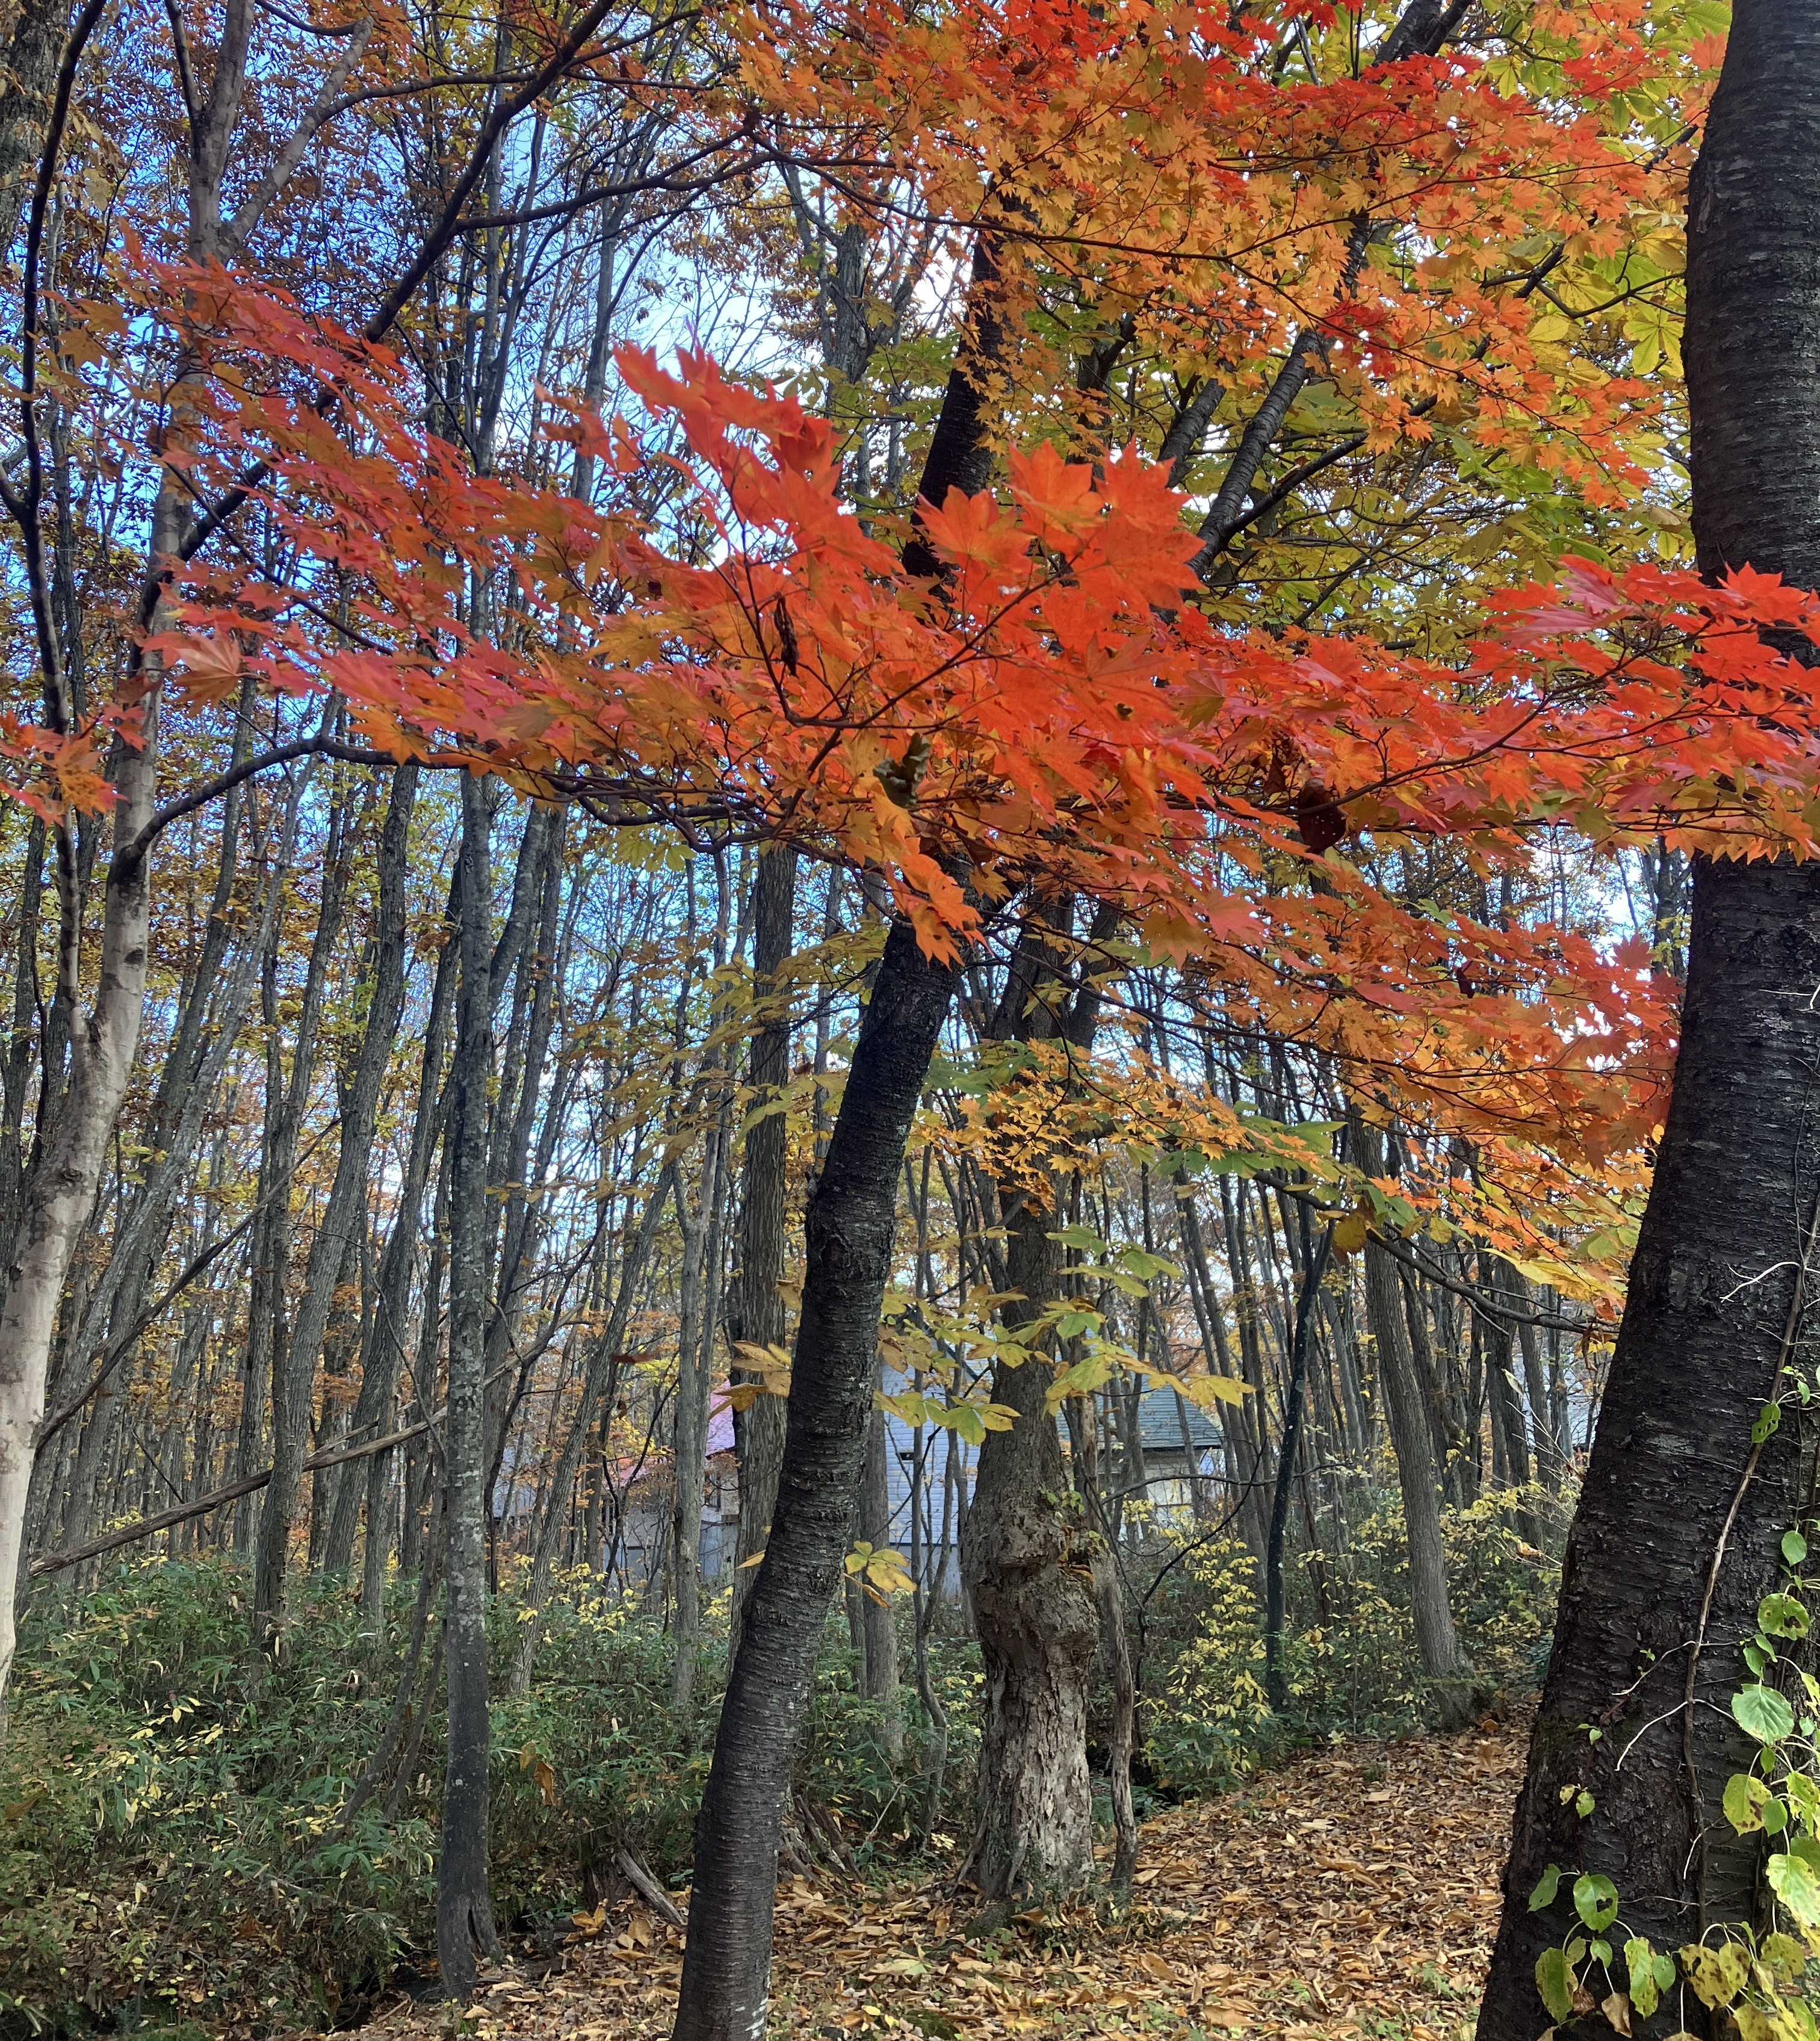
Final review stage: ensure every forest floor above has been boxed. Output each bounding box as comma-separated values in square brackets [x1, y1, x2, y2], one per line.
[339, 1717, 1524, 2041]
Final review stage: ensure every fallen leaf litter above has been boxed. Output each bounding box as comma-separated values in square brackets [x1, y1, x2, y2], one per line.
[330, 1720, 1523, 2041]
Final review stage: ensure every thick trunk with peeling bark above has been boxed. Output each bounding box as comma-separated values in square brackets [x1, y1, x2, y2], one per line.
[962, 1195, 1099, 1901]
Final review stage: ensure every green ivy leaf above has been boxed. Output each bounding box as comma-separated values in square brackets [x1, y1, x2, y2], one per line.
[1529, 1865, 1562, 1912]
[1756, 1401, 1784, 1445]
[1536, 1948, 1576, 2025]
[1624, 1939, 1661, 2021]
[1784, 1529, 1809, 1567]
[1760, 1594, 1810, 1640]
[1573, 1874, 1620, 1933]
[1734, 1683, 1797, 1745]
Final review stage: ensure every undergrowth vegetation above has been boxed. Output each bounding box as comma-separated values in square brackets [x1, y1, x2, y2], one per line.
[1, 1493, 1561, 2039]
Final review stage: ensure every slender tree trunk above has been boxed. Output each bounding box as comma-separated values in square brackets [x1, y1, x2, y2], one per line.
[0, 707, 160, 1711]
[322, 864, 458, 1581]
[255, 764, 415, 1648]
[856, 1396, 902, 1757]
[1264, 1214, 1332, 1715]
[1350, 1116, 1470, 1711]
[436, 778, 503, 1998]
[1481, 12, 1820, 2029]
[729, 846, 796, 1662]
[669, 1163, 714, 1713]
[671, 915, 959, 2041]
[507, 1163, 673, 1691]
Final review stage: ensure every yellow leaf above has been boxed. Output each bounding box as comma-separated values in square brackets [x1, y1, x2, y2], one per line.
[1331, 1210, 1370, 1256]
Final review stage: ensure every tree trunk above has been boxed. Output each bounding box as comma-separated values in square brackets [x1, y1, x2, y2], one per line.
[961, 905, 1122, 1904]
[436, 776, 503, 1998]
[255, 764, 415, 1647]
[1351, 1118, 1472, 1716]
[507, 1161, 673, 1693]
[0, 705, 160, 1712]
[961, 1191, 1100, 1902]
[1480, 11, 1820, 2030]
[669, 1162, 715, 1714]
[856, 1396, 903, 1758]
[1264, 1213, 1332, 1715]
[729, 846, 796, 1664]
[321, 863, 457, 1582]
[671, 914, 958, 2041]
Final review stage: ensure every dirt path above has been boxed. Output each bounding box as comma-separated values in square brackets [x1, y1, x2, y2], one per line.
[350, 1721, 1524, 2041]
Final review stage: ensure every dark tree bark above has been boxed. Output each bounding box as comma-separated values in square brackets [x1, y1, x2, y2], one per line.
[436, 777, 503, 1998]
[729, 846, 797, 1664]
[1480, 11, 1820, 2032]
[672, 915, 959, 2041]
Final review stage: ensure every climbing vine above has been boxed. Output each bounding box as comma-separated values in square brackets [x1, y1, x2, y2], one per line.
[1528, 1380, 1820, 2039]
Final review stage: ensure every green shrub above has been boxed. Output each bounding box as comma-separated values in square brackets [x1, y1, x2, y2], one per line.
[1138, 1482, 1562, 1791]
[0, 1558, 976, 2039]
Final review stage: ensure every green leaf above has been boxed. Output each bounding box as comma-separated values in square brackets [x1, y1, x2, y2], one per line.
[1574, 1874, 1619, 1933]
[1771, 1851, 1820, 1928]
[1735, 1683, 1797, 1745]
[1529, 1864, 1562, 1912]
[1785, 1530, 1809, 1567]
[1760, 1594, 1811, 1640]
[1766, 1798, 1791, 1837]
[1756, 1401, 1784, 1445]
[1536, 1948, 1576, 2025]
[1576, 1788, 1596, 1818]
[1625, 1939, 1661, 2020]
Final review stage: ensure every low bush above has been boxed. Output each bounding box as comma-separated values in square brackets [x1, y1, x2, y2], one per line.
[1138, 1482, 1562, 1794]
[0, 1558, 977, 2039]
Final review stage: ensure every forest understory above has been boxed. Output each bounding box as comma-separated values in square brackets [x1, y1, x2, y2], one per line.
[346, 1717, 1520, 2041]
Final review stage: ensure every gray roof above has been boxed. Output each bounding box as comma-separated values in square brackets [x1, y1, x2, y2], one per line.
[1137, 1385, 1222, 1452]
